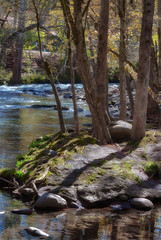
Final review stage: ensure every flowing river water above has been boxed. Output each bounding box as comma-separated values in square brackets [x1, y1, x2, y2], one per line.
[0, 84, 161, 239]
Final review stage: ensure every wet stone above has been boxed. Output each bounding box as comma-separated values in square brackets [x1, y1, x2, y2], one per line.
[130, 198, 154, 210]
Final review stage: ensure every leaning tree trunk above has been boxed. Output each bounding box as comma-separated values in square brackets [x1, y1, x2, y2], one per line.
[131, 0, 155, 141]
[10, 0, 27, 85]
[118, 0, 127, 120]
[32, 0, 66, 133]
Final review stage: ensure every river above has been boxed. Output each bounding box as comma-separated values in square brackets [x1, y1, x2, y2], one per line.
[0, 83, 161, 239]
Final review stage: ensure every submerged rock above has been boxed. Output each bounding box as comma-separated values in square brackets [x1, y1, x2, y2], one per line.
[23, 227, 50, 238]
[34, 193, 67, 210]
[11, 208, 33, 215]
[130, 198, 154, 210]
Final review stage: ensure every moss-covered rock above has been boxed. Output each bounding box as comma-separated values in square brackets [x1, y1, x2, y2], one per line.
[1, 129, 161, 209]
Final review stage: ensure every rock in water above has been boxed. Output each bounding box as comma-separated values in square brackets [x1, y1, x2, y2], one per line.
[11, 208, 33, 215]
[130, 198, 154, 210]
[24, 227, 50, 238]
[34, 193, 67, 210]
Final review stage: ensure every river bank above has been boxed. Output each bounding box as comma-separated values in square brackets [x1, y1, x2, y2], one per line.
[0, 128, 161, 211]
[0, 83, 161, 239]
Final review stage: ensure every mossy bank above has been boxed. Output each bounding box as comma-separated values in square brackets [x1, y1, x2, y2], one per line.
[0, 129, 161, 209]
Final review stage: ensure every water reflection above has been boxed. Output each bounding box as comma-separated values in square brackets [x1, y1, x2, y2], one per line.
[1, 205, 161, 239]
[0, 190, 160, 239]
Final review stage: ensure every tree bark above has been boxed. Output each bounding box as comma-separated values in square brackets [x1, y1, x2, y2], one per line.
[32, 0, 66, 133]
[60, 0, 112, 144]
[118, 0, 127, 120]
[131, 0, 155, 141]
[158, 0, 161, 85]
[95, 0, 110, 125]
[10, 0, 27, 85]
[62, 5, 80, 134]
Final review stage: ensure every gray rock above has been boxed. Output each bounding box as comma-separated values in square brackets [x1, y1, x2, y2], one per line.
[43, 149, 58, 157]
[37, 186, 56, 197]
[52, 186, 77, 205]
[34, 193, 67, 210]
[77, 176, 129, 207]
[130, 198, 154, 210]
[77, 108, 84, 112]
[64, 93, 72, 99]
[11, 208, 33, 215]
[21, 188, 35, 197]
[118, 194, 128, 201]
[109, 120, 132, 139]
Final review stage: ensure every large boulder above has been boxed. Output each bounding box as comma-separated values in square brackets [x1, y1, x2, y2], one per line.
[77, 176, 130, 208]
[34, 193, 67, 210]
[109, 120, 132, 140]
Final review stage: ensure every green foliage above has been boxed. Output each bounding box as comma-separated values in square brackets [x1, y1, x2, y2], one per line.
[16, 155, 32, 169]
[0, 168, 24, 182]
[15, 170, 24, 180]
[0, 169, 16, 180]
[21, 72, 50, 84]
[135, 176, 143, 185]
[0, 67, 12, 84]
[108, 67, 119, 83]
[143, 162, 160, 177]
[29, 135, 52, 149]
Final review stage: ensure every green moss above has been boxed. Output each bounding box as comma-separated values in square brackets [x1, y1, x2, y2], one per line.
[137, 131, 161, 148]
[135, 176, 143, 185]
[109, 161, 135, 180]
[143, 161, 160, 177]
[29, 135, 52, 149]
[49, 131, 96, 154]
[0, 168, 25, 183]
[86, 173, 98, 183]
[16, 155, 33, 169]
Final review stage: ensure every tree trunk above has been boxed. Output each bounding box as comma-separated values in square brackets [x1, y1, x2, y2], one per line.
[119, 0, 127, 120]
[32, 0, 66, 133]
[63, 7, 80, 134]
[149, 43, 158, 91]
[44, 62, 67, 133]
[158, 0, 161, 85]
[10, 0, 27, 85]
[95, 0, 111, 125]
[60, 0, 112, 144]
[131, 0, 155, 141]
[74, 0, 112, 144]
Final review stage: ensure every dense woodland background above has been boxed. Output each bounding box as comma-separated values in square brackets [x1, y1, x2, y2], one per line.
[0, 0, 160, 144]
